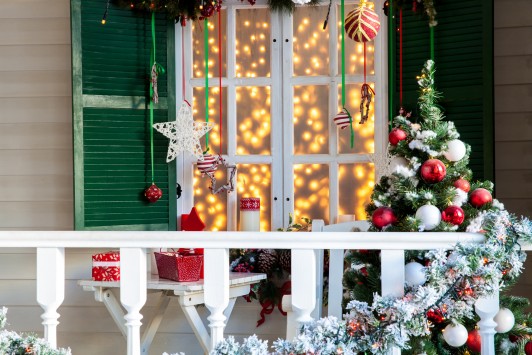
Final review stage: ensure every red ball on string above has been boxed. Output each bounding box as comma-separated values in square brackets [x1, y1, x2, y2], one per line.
[442, 205, 465, 226]
[197, 153, 218, 175]
[525, 341, 532, 355]
[371, 207, 397, 229]
[466, 329, 481, 353]
[454, 178, 471, 192]
[333, 110, 351, 129]
[469, 188, 493, 208]
[344, 3, 381, 42]
[389, 128, 407, 146]
[144, 183, 163, 203]
[420, 159, 446, 184]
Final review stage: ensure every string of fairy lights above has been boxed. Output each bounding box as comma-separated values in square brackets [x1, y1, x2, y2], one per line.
[191, 3, 376, 230]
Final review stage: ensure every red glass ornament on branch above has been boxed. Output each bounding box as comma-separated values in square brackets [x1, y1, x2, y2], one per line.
[525, 341, 532, 355]
[426, 309, 444, 324]
[144, 183, 163, 203]
[442, 205, 465, 226]
[454, 178, 471, 192]
[371, 207, 397, 229]
[466, 329, 481, 353]
[469, 188, 493, 208]
[388, 128, 407, 146]
[420, 159, 446, 184]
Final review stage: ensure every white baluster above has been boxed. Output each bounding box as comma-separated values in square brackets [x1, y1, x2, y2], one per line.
[204, 248, 229, 351]
[282, 295, 298, 340]
[291, 249, 316, 331]
[381, 250, 405, 355]
[36, 247, 65, 349]
[120, 248, 147, 355]
[475, 288, 499, 355]
[328, 249, 345, 320]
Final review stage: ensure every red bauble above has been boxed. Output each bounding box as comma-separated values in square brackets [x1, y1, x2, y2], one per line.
[442, 205, 465, 226]
[345, 3, 381, 42]
[466, 329, 481, 353]
[371, 207, 397, 229]
[525, 341, 532, 355]
[144, 184, 163, 203]
[420, 159, 446, 184]
[469, 188, 493, 208]
[454, 178, 471, 192]
[426, 309, 444, 324]
[389, 128, 407, 145]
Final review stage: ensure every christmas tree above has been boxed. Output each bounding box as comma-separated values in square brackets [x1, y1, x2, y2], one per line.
[343, 60, 532, 354]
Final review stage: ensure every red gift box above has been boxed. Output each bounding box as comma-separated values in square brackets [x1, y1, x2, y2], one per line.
[155, 251, 204, 282]
[92, 251, 120, 281]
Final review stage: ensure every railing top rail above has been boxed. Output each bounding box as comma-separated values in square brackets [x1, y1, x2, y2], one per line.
[0, 231, 485, 250]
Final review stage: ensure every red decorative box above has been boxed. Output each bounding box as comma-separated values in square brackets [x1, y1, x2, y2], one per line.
[155, 251, 204, 282]
[92, 251, 120, 281]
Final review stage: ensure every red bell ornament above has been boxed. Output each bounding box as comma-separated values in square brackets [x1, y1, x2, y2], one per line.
[344, 2, 381, 42]
[371, 207, 397, 229]
[466, 329, 481, 353]
[442, 205, 465, 226]
[469, 188, 493, 208]
[454, 178, 471, 192]
[420, 159, 446, 184]
[388, 128, 407, 146]
[144, 183, 163, 203]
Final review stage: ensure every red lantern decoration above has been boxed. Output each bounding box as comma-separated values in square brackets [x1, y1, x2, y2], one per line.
[442, 205, 465, 226]
[371, 207, 397, 229]
[525, 341, 532, 355]
[466, 329, 481, 353]
[344, 2, 381, 42]
[389, 128, 407, 146]
[469, 188, 493, 208]
[454, 178, 471, 192]
[144, 183, 163, 203]
[420, 159, 446, 184]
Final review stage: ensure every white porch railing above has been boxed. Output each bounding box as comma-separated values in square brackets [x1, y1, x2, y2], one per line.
[0, 230, 509, 355]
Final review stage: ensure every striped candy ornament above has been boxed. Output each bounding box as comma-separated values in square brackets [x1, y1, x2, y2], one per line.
[333, 110, 351, 129]
[197, 153, 218, 174]
[345, 2, 380, 42]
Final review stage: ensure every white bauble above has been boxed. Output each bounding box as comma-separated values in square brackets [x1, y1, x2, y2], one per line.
[443, 139, 466, 162]
[389, 157, 409, 172]
[292, 0, 312, 3]
[494, 308, 515, 333]
[415, 205, 441, 231]
[443, 323, 468, 347]
[405, 261, 426, 287]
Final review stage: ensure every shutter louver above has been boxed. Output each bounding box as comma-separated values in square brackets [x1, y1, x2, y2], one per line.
[72, 0, 176, 230]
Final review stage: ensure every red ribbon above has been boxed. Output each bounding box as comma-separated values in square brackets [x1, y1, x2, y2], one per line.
[256, 281, 291, 327]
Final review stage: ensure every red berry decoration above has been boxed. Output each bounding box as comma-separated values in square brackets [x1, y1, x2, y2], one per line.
[420, 159, 446, 184]
[469, 188, 493, 208]
[144, 183, 163, 203]
[371, 207, 397, 229]
[442, 206, 465, 226]
[525, 341, 532, 355]
[388, 128, 407, 145]
[426, 309, 444, 324]
[454, 178, 471, 192]
[466, 329, 481, 353]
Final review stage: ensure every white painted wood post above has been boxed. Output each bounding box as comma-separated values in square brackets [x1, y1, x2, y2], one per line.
[291, 249, 316, 333]
[475, 288, 499, 355]
[381, 250, 405, 355]
[282, 295, 298, 340]
[36, 247, 65, 349]
[328, 249, 345, 320]
[120, 248, 147, 355]
[204, 248, 229, 351]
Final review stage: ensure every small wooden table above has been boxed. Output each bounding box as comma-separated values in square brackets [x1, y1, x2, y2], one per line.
[79, 272, 266, 354]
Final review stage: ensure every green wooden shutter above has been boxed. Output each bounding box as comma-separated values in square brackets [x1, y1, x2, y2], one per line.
[71, 0, 176, 230]
[391, 0, 494, 181]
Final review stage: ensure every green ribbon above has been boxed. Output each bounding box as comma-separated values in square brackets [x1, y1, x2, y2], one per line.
[204, 18, 210, 149]
[340, 0, 354, 148]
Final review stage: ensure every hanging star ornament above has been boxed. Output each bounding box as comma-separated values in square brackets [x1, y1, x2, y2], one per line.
[153, 102, 214, 163]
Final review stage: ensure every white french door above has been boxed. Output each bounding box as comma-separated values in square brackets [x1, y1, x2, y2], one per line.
[177, 0, 387, 231]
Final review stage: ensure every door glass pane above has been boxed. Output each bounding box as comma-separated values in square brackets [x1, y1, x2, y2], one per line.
[193, 167, 228, 231]
[236, 86, 271, 155]
[193, 87, 227, 155]
[293, 85, 329, 155]
[337, 5, 375, 75]
[293, 6, 330, 76]
[237, 164, 271, 231]
[294, 164, 329, 224]
[339, 163, 374, 220]
[236, 8, 271, 78]
[192, 10, 227, 78]
[337, 83, 375, 154]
